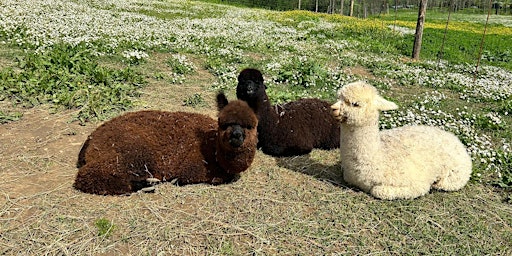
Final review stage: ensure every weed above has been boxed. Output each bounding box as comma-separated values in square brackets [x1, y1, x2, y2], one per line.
[0, 43, 146, 123]
[122, 50, 149, 65]
[494, 150, 512, 188]
[273, 56, 327, 88]
[473, 112, 507, 131]
[94, 218, 115, 238]
[166, 54, 195, 75]
[498, 97, 512, 115]
[0, 111, 22, 124]
[182, 93, 208, 108]
[482, 49, 512, 63]
[153, 72, 165, 80]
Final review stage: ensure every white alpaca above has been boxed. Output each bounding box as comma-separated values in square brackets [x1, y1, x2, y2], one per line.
[331, 81, 472, 200]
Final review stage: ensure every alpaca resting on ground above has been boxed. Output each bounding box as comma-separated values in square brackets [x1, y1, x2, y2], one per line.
[236, 68, 340, 157]
[74, 92, 259, 195]
[331, 81, 472, 200]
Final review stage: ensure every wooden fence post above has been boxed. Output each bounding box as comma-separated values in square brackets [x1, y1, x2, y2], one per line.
[412, 0, 428, 60]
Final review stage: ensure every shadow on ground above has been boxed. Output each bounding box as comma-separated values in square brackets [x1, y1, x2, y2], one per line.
[273, 151, 352, 189]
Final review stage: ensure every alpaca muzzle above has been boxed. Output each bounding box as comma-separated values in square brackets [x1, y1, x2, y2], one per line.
[331, 101, 344, 121]
[245, 81, 258, 96]
[228, 125, 245, 148]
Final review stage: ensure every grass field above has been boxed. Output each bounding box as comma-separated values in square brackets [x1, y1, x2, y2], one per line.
[0, 0, 511, 254]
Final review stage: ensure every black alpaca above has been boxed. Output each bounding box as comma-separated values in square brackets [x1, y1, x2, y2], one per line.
[236, 68, 340, 157]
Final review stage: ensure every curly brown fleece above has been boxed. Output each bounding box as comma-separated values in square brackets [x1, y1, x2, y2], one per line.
[236, 68, 340, 157]
[74, 93, 258, 195]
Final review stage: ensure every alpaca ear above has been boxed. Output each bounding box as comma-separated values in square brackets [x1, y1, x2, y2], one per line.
[217, 92, 229, 110]
[374, 95, 398, 111]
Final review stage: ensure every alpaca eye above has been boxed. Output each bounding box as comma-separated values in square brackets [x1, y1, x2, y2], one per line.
[351, 102, 360, 107]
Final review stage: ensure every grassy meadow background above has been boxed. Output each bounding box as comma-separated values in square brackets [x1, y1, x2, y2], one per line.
[0, 0, 511, 254]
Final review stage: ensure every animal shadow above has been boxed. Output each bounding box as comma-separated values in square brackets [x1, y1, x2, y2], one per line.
[274, 153, 349, 188]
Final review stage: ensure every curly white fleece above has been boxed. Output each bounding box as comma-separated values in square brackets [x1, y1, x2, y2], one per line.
[331, 81, 472, 200]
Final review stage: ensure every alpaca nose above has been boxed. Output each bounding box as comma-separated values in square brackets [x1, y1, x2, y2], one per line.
[246, 81, 257, 95]
[331, 101, 341, 119]
[229, 125, 245, 147]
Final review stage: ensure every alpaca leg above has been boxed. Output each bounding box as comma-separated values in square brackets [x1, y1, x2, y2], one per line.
[370, 184, 431, 200]
[76, 137, 90, 168]
[433, 144, 472, 191]
[74, 160, 133, 195]
[432, 167, 472, 191]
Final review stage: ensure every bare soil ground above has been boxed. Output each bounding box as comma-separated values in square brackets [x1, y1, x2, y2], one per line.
[1, 57, 511, 255]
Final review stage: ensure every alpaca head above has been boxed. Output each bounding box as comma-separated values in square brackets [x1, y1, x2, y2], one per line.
[236, 68, 266, 108]
[331, 81, 398, 127]
[216, 92, 258, 173]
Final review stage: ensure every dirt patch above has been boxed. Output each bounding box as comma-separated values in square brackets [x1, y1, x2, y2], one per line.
[343, 65, 376, 80]
[0, 107, 91, 198]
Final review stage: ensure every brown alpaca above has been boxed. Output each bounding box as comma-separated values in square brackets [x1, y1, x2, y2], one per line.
[74, 93, 258, 195]
[236, 68, 340, 157]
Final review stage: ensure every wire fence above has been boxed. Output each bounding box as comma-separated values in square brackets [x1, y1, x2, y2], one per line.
[211, 0, 512, 17]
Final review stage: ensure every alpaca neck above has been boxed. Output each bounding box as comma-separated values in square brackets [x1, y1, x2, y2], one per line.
[256, 95, 279, 133]
[340, 123, 382, 167]
[216, 139, 255, 174]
